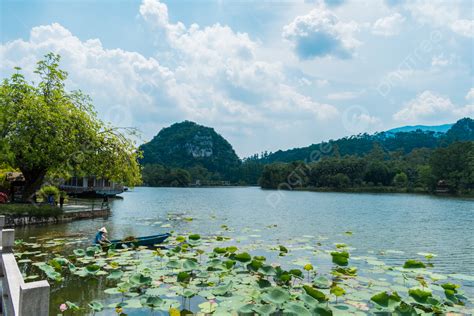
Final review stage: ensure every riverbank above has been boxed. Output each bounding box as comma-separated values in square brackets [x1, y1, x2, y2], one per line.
[278, 186, 474, 198]
[0, 203, 110, 227]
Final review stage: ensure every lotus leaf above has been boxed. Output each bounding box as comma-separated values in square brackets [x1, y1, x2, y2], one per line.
[279, 245, 289, 255]
[107, 270, 124, 280]
[130, 273, 152, 286]
[371, 291, 401, 308]
[212, 281, 233, 296]
[313, 276, 332, 289]
[247, 259, 263, 272]
[252, 304, 276, 315]
[183, 259, 199, 271]
[65, 301, 80, 311]
[52, 257, 68, 265]
[234, 252, 252, 263]
[284, 302, 312, 316]
[330, 285, 345, 297]
[441, 283, 459, 292]
[177, 271, 191, 283]
[85, 264, 100, 274]
[303, 285, 327, 302]
[188, 234, 201, 240]
[88, 301, 104, 312]
[198, 301, 218, 313]
[167, 259, 181, 269]
[37, 263, 62, 281]
[333, 266, 357, 277]
[258, 265, 277, 276]
[312, 304, 333, 316]
[261, 287, 290, 305]
[213, 247, 227, 254]
[408, 288, 432, 303]
[104, 287, 121, 295]
[330, 251, 349, 266]
[224, 259, 236, 269]
[141, 295, 163, 308]
[403, 260, 426, 269]
[289, 269, 303, 278]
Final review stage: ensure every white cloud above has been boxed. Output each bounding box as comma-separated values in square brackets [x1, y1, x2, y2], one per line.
[431, 54, 454, 67]
[282, 5, 360, 59]
[0, 23, 178, 131]
[451, 19, 474, 38]
[404, 1, 473, 38]
[341, 105, 381, 134]
[1, 1, 341, 156]
[394, 90, 473, 123]
[327, 91, 361, 100]
[138, 0, 339, 122]
[316, 79, 329, 87]
[466, 88, 474, 101]
[372, 13, 405, 36]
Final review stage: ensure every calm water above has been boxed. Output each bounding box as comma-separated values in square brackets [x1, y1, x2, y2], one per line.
[16, 187, 474, 313]
[18, 187, 474, 273]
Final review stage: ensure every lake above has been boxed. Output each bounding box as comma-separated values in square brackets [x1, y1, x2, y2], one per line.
[15, 187, 474, 314]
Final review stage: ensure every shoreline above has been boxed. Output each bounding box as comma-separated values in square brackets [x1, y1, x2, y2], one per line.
[262, 186, 474, 198]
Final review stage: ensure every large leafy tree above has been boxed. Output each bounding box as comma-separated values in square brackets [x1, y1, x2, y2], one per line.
[0, 53, 142, 201]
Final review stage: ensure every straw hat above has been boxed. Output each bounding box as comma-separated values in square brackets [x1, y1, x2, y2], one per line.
[99, 227, 108, 233]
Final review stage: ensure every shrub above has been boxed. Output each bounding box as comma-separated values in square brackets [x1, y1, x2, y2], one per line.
[38, 185, 60, 202]
[393, 172, 408, 187]
[0, 203, 63, 217]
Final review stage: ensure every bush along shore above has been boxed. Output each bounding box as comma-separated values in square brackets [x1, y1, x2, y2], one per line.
[0, 203, 64, 226]
[16, 230, 474, 315]
[259, 141, 473, 197]
[0, 202, 111, 227]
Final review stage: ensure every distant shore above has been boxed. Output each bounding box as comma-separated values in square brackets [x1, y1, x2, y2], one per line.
[291, 186, 474, 198]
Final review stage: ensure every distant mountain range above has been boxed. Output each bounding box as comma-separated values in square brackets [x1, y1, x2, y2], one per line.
[139, 118, 473, 183]
[386, 123, 454, 134]
[256, 117, 473, 164]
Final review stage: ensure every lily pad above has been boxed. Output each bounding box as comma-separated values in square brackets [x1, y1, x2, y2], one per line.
[403, 260, 426, 269]
[303, 285, 327, 302]
[261, 287, 290, 305]
[371, 291, 401, 308]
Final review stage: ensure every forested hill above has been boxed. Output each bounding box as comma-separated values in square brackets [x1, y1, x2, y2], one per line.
[139, 121, 240, 185]
[258, 118, 473, 164]
[139, 118, 472, 187]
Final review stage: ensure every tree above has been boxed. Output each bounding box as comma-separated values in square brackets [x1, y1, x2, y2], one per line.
[429, 142, 473, 193]
[0, 53, 141, 201]
[364, 162, 392, 186]
[416, 165, 435, 189]
[393, 172, 408, 187]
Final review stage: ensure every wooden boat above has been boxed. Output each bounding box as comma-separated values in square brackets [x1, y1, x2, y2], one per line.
[107, 233, 171, 248]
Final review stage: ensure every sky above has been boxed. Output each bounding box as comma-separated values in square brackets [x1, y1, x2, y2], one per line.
[0, 0, 473, 157]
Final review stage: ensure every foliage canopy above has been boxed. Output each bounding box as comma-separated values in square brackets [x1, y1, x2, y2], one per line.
[0, 53, 141, 200]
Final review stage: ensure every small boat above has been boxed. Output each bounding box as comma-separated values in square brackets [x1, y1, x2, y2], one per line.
[108, 233, 171, 248]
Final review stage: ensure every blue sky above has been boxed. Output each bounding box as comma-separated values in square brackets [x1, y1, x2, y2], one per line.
[1, 0, 473, 157]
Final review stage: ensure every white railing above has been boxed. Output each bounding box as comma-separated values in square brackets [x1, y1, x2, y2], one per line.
[0, 216, 50, 316]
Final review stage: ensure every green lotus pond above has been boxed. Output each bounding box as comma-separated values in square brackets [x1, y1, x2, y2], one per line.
[14, 187, 474, 315]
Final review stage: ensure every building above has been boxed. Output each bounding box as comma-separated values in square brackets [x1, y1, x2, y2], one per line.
[60, 176, 125, 197]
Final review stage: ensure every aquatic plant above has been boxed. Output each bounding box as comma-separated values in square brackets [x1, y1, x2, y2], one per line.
[15, 229, 474, 315]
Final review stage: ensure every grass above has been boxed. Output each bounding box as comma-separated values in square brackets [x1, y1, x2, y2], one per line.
[0, 203, 64, 217]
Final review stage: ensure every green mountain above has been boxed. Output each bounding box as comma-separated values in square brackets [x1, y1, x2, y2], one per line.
[258, 118, 473, 164]
[140, 121, 240, 182]
[139, 118, 472, 187]
[387, 123, 453, 134]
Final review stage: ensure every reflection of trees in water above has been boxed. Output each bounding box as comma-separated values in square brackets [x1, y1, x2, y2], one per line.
[50, 275, 108, 314]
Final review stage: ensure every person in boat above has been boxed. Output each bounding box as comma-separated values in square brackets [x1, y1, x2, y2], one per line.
[94, 227, 111, 246]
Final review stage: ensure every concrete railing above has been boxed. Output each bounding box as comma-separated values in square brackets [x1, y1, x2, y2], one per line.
[0, 215, 50, 316]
